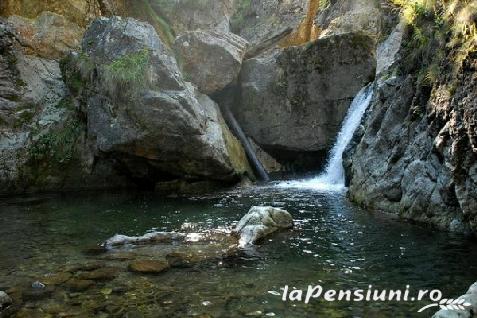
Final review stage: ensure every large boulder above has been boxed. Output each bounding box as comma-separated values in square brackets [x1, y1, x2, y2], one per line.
[235, 32, 376, 163]
[234, 206, 294, 246]
[174, 30, 248, 94]
[65, 17, 251, 184]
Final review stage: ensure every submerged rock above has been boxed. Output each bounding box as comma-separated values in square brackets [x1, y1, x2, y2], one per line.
[103, 232, 184, 248]
[65, 279, 95, 292]
[0, 291, 12, 309]
[234, 206, 294, 246]
[174, 30, 248, 94]
[128, 260, 170, 274]
[77, 267, 120, 281]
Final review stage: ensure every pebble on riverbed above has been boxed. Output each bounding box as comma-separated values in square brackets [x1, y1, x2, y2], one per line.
[0, 291, 12, 309]
[128, 260, 170, 274]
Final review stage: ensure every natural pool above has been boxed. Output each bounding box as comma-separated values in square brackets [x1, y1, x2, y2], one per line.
[1, 186, 476, 317]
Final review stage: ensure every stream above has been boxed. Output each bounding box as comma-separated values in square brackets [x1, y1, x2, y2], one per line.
[1, 187, 476, 317]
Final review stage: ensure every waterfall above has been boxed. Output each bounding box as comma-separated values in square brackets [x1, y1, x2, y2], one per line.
[277, 84, 373, 191]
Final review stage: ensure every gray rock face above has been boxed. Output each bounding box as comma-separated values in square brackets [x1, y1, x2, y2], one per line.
[236, 32, 376, 155]
[345, 54, 477, 234]
[0, 18, 129, 195]
[432, 282, 477, 318]
[316, 0, 382, 37]
[232, 0, 308, 55]
[69, 17, 251, 183]
[0, 291, 12, 309]
[174, 31, 248, 94]
[234, 206, 294, 246]
[150, 0, 234, 35]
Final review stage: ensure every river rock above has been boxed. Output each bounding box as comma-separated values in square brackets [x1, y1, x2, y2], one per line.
[174, 30, 248, 94]
[234, 206, 294, 246]
[77, 267, 120, 281]
[65, 279, 95, 292]
[0, 291, 12, 309]
[235, 32, 375, 166]
[63, 16, 251, 187]
[166, 252, 198, 268]
[128, 260, 170, 274]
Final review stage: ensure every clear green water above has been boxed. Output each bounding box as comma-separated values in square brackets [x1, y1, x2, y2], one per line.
[0, 186, 476, 317]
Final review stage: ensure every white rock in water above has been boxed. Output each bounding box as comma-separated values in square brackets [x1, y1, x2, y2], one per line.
[0, 291, 12, 308]
[234, 206, 293, 246]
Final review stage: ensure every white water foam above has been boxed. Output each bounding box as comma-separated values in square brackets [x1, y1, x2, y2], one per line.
[277, 85, 374, 191]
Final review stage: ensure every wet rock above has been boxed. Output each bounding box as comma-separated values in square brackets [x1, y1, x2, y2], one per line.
[77, 267, 120, 281]
[0, 291, 12, 309]
[166, 252, 197, 268]
[174, 30, 248, 94]
[234, 206, 294, 246]
[128, 260, 170, 274]
[22, 285, 53, 301]
[31, 281, 45, 289]
[103, 232, 184, 248]
[65, 279, 95, 292]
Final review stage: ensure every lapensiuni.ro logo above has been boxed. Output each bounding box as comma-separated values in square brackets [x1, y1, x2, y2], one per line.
[267, 285, 471, 313]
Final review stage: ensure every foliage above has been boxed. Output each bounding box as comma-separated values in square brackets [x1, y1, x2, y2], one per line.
[103, 49, 151, 98]
[29, 118, 82, 165]
[394, 0, 476, 88]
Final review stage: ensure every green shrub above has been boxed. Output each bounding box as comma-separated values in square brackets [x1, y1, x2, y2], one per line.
[103, 49, 151, 98]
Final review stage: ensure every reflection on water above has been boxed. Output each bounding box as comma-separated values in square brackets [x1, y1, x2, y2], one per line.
[0, 187, 476, 317]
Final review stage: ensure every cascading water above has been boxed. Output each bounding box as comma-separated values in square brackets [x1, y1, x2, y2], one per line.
[277, 84, 374, 191]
